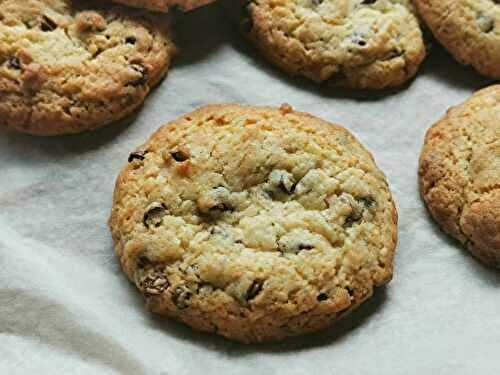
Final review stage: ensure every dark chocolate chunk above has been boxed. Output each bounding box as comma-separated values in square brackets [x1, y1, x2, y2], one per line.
[7, 56, 21, 70]
[40, 15, 57, 32]
[125, 36, 137, 45]
[170, 150, 189, 162]
[137, 255, 151, 268]
[143, 203, 168, 228]
[382, 49, 404, 61]
[128, 150, 147, 163]
[210, 202, 232, 213]
[298, 244, 314, 251]
[245, 280, 263, 301]
[128, 64, 148, 86]
[360, 196, 377, 209]
[317, 293, 328, 301]
[351, 33, 368, 47]
[346, 287, 354, 297]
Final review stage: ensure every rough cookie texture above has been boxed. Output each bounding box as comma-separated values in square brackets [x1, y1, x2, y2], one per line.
[0, 0, 176, 136]
[414, 0, 500, 79]
[241, 0, 426, 89]
[110, 104, 398, 343]
[111, 0, 216, 12]
[419, 85, 500, 268]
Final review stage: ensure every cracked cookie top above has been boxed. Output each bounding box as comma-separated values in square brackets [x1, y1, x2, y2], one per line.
[110, 0, 216, 12]
[419, 85, 500, 268]
[0, 0, 176, 135]
[414, 0, 500, 79]
[241, 0, 426, 89]
[110, 104, 398, 342]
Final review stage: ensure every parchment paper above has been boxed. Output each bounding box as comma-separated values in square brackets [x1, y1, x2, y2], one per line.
[1, 3, 499, 374]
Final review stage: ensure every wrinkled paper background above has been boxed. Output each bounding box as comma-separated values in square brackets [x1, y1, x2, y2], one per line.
[1, 3, 499, 374]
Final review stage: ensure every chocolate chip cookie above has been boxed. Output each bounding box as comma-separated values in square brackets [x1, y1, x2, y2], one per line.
[0, 0, 176, 135]
[419, 85, 500, 268]
[414, 0, 500, 79]
[241, 0, 426, 89]
[110, 0, 216, 12]
[109, 104, 398, 342]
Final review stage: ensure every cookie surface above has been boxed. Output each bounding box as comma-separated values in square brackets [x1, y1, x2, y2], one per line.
[241, 0, 426, 89]
[110, 0, 216, 12]
[0, 0, 176, 136]
[419, 85, 500, 268]
[414, 0, 500, 79]
[109, 104, 398, 343]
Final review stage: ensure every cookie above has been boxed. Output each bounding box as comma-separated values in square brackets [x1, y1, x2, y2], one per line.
[414, 0, 500, 79]
[0, 0, 176, 136]
[109, 104, 398, 343]
[419, 85, 500, 268]
[110, 0, 216, 12]
[241, 0, 426, 89]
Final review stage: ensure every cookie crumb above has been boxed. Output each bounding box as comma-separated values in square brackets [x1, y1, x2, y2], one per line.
[280, 103, 293, 114]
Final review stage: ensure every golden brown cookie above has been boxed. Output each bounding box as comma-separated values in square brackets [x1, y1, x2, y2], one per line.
[109, 104, 398, 343]
[419, 85, 500, 268]
[414, 0, 500, 79]
[110, 0, 216, 12]
[241, 0, 426, 89]
[0, 0, 176, 136]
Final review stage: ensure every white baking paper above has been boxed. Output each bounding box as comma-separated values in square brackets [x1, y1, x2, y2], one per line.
[1, 3, 499, 374]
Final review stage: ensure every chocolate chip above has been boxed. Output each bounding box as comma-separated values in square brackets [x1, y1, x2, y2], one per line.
[298, 244, 314, 251]
[198, 187, 234, 215]
[279, 180, 295, 194]
[7, 57, 21, 70]
[317, 293, 328, 301]
[344, 213, 362, 228]
[266, 170, 296, 197]
[351, 33, 368, 47]
[382, 49, 404, 61]
[210, 202, 232, 213]
[125, 36, 137, 45]
[277, 235, 315, 254]
[143, 203, 168, 228]
[210, 226, 232, 239]
[361, 0, 377, 4]
[245, 280, 263, 301]
[312, 0, 324, 5]
[128, 64, 148, 86]
[40, 15, 57, 32]
[186, 263, 199, 274]
[170, 150, 189, 162]
[346, 287, 354, 297]
[360, 197, 377, 209]
[128, 150, 147, 163]
[137, 255, 151, 268]
[172, 285, 193, 309]
[341, 194, 372, 228]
